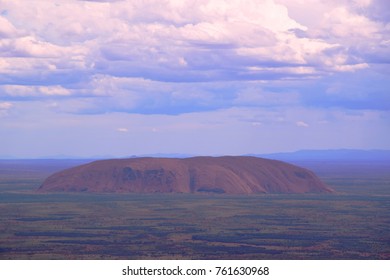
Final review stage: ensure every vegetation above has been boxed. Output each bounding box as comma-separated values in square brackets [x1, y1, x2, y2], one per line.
[0, 160, 389, 259]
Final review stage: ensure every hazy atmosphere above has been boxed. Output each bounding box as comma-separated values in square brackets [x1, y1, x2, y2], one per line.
[0, 0, 389, 158]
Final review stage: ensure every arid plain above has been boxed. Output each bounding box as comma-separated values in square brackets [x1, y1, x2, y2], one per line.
[0, 156, 389, 259]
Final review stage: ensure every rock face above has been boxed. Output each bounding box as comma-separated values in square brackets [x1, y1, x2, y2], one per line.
[38, 156, 333, 194]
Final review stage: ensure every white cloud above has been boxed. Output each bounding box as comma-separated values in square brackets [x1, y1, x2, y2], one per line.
[0, 58, 10, 73]
[0, 101, 13, 117]
[11, 36, 64, 58]
[0, 16, 19, 38]
[0, 0, 388, 158]
[353, 0, 372, 8]
[1, 0, 379, 85]
[0, 101, 12, 110]
[296, 121, 309, 127]
[276, 0, 389, 66]
[199, 0, 306, 32]
[116, 127, 128, 133]
[322, 6, 379, 38]
[39, 86, 71, 96]
[0, 0, 388, 117]
[1, 85, 34, 97]
[1, 85, 71, 97]
[333, 63, 369, 72]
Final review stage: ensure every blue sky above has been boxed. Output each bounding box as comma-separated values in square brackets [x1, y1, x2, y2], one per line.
[0, 0, 389, 158]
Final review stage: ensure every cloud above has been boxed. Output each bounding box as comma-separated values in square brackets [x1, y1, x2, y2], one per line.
[0, 0, 388, 158]
[116, 127, 128, 133]
[0, 36, 64, 58]
[0, 85, 73, 99]
[1, 0, 384, 89]
[296, 121, 309, 127]
[39, 86, 71, 96]
[0, 101, 12, 117]
[299, 67, 390, 111]
[0, 101, 12, 110]
[0, 15, 19, 38]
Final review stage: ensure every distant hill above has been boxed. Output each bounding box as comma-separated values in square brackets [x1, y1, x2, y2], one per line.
[38, 156, 333, 194]
[252, 150, 390, 179]
[253, 149, 390, 162]
[0, 159, 93, 179]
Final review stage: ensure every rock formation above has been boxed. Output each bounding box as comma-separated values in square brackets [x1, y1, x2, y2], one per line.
[38, 156, 333, 194]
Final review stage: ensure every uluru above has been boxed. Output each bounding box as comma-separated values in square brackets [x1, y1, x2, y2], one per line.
[38, 156, 333, 194]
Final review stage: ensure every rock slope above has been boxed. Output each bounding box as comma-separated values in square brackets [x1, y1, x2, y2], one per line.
[38, 156, 333, 194]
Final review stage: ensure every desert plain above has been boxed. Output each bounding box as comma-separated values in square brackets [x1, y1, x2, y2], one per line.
[0, 157, 389, 259]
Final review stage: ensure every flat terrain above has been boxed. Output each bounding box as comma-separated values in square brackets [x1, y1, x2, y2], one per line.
[0, 159, 389, 259]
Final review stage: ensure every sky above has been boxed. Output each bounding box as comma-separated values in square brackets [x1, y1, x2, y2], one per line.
[0, 0, 389, 158]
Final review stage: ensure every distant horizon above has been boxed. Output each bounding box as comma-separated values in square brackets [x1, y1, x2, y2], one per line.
[1, 148, 390, 160]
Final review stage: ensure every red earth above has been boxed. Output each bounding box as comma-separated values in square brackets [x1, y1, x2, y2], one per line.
[38, 156, 333, 194]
